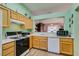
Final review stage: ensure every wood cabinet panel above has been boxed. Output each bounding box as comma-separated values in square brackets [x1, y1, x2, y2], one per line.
[10, 10, 18, 20]
[60, 38, 73, 43]
[60, 42, 73, 55]
[33, 38, 39, 48]
[21, 17, 33, 29]
[39, 40, 48, 50]
[3, 41, 15, 50]
[29, 36, 33, 49]
[18, 13, 24, 22]
[2, 41, 15, 56]
[3, 47, 15, 56]
[0, 5, 10, 27]
[60, 38, 73, 55]
[39, 37, 48, 50]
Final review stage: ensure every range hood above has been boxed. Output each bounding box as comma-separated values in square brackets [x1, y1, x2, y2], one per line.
[11, 19, 25, 25]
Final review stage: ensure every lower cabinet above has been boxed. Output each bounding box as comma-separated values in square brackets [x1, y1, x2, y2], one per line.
[60, 38, 73, 55]
[32, 36, 48, 50]
[39, 38, 48, 50]
[33, 38, 39, 48]
[2, 41, 15, 56]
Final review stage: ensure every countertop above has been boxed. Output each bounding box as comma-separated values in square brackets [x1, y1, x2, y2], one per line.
[30, 34, 74, 38]
[2, 33, 74, 44]
[2, 39, 15, 44]
[2, 36, 30, 44]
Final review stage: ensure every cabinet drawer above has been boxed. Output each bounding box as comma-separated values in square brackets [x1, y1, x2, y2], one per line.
[33, 36, 40, 39]
[60, 38, 73, 43]
[3, 47, 15, 56]
[33, 38, 39, 41]
[3, 42, 15, 50]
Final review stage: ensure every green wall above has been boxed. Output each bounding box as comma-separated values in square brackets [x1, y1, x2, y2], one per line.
[64, 4, 79, 55]
[73, 11, 79, 56]
[2, 3, 32, 39]
[2, 23, 22, 39]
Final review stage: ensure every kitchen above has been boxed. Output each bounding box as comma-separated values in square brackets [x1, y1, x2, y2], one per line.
[0, 3, 79, 56]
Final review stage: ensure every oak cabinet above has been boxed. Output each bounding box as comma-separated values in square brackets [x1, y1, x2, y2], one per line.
[2, 41, 16, 56]
[29, 36, 33, 49]
[21, 17, 33, 29]
[18, 13, 24, 22]
[11, 11, 25, 22]
[0, 4, 32, 29]
[60, 38, 73, 55]
[0, 5, 10, 27]
[10, 10, 18, 20]
[39, 38, 48, 50]
[27, 19, 33, 29]
[33, 38, 39, 48]
[32, 36, 48, 50]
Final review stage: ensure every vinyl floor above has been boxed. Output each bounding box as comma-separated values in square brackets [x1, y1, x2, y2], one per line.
[26, 48, 62, 56]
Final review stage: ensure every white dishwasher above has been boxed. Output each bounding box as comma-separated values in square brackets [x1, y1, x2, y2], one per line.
[48, 37, 59, 53]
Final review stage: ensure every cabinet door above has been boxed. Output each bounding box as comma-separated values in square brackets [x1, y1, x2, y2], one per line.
[60, 42, 73, 55]
[2, 47, 15, 56]
[18, 14, 23, 22]
[11, 10, 18, 20]
[20, 17, 33, 29]
[39, 39, 48, 50]
[0, 7, 10, 27]
[32, 38, 39, 48]
[24, 18, 32, 29]
[28, 19, 33, 29]
[60, 39, 73, 55]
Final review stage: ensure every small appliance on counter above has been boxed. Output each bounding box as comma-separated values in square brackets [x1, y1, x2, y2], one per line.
[57, 29, 69, 36]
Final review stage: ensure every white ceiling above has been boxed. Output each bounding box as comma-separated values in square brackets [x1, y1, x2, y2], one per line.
[24, 3, 73, 16]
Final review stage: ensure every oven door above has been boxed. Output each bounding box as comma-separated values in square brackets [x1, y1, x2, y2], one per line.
[16, 38, 29, 56]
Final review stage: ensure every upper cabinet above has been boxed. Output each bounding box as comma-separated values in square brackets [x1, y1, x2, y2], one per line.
[0, 4, 33, 29]
[18, 13, 25, 22]
[0, 5, 10, 28]
[21, 17, 33, 29]
[10, 10, 33, 29]
[10, 10, 18, 20]
[26, 18, 33, 29]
